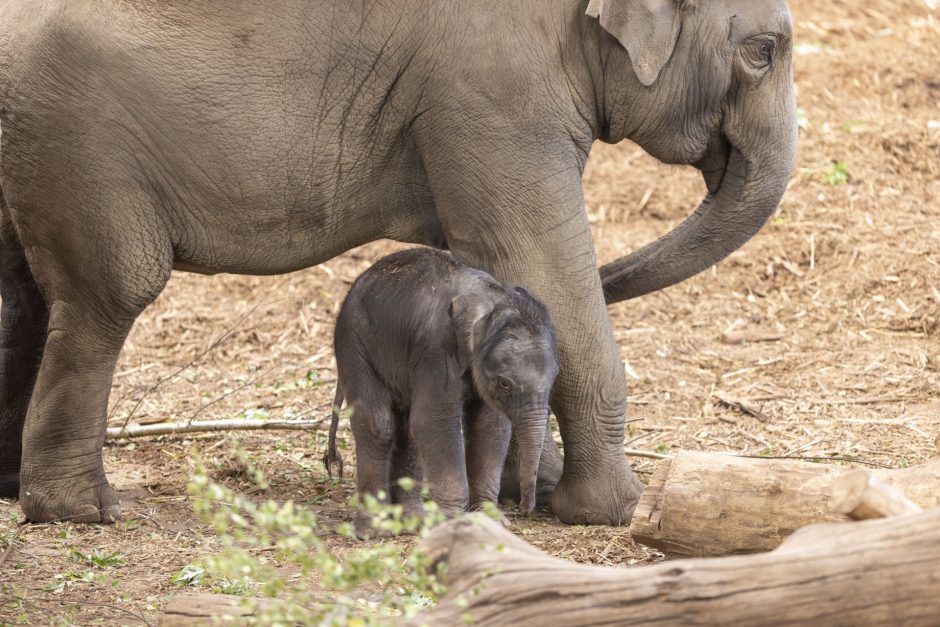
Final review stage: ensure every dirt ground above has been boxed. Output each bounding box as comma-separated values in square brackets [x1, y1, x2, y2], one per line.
[2, 1, 939, 624]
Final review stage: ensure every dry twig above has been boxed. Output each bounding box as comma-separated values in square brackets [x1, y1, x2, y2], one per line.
[105, 418, 331, 440]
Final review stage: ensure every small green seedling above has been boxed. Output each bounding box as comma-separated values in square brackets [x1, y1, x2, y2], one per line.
[67, 548, 125, 568]
[820, 161, 851, 185]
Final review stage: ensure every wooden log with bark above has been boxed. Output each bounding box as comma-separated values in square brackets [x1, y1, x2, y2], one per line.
[416, 511, 940, 626]
[629, 451, 940, 557]
[160, 593, 257, 626]
[831, 468, 924, 520]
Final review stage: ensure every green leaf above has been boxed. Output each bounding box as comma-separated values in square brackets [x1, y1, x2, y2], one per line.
[820, 161, 851, 185]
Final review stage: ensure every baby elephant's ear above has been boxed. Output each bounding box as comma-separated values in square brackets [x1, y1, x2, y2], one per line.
[451, 293, 495, 368]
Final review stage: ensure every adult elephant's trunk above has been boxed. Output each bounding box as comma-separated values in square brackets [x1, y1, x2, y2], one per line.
[599, 122, 797, 303]
[514, 409, 549, 514]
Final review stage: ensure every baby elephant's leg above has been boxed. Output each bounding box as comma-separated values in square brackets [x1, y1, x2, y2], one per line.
[410, 382, 469, 516]
[389, 411, 424, 522]
[348, 372, 396, 537]
[465, 401, 512, 511]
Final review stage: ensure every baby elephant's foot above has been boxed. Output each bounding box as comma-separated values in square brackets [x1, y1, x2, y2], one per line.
[392, 485, 425, 523]
[354, 503, 427, 539]
[469, 500, 511, 528]
[397, 501, 426, 530]
[322, 450, 344, 479]
[353, 512, 396, 540]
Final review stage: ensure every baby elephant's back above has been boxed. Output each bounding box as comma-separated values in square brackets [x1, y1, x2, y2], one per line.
[334, 248, 466, 373]
[341, 247, 464, 313]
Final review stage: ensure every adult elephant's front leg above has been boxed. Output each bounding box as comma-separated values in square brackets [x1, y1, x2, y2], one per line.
[421, 136, 643, 525]
[547, 304, 644, 525]
[462, 217, 640, 524]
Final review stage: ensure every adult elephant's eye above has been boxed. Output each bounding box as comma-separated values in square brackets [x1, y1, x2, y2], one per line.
[496, 378, 512, 393]
[760, 40, 776, 63]
[746, 35, 778, 69]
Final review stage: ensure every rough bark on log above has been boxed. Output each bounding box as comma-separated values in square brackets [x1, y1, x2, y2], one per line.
[831, 468, 924, 520]
[159, 593, 258, 626]
[416, 512, 940, 626]
[629, 451, 940, 557]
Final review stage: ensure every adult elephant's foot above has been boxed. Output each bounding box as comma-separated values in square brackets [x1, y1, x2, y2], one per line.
[19, 467, 120, 523]
[552, 455, 643, 526]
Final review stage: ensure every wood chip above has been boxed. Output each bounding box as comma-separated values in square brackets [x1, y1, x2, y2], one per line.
[713, 392, 771, 422]
[721, 330, 787, 345]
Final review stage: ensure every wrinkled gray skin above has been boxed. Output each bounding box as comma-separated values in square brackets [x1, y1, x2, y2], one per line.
[0, 0, 796, 525]
[327, 248, 558, 532]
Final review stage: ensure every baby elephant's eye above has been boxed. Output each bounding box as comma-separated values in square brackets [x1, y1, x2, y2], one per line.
[496, 378, 512, 393]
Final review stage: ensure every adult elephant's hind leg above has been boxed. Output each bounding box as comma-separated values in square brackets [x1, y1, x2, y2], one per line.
[0, 207, 49, 497]
[491, 251, 642, 525]
[15, 197, 171, 523]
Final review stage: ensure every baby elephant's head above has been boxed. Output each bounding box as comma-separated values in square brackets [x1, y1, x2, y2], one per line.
[452, 286, 559, 514]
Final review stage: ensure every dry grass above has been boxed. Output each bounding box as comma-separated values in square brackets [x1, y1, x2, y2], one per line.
[2, 1, 939, 623]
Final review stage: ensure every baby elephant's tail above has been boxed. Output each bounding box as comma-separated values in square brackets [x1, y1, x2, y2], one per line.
[323, 379, 346, 479]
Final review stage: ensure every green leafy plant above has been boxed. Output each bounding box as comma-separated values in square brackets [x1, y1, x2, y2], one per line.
[181, 446, 455, 624]
[820, 161, 851, 185]
[272, 369, 333, 393]
[0, 512, 19, 546]
[67, 547, 125, 568]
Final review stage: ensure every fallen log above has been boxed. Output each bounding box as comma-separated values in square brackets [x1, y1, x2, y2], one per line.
[831, 468, 923, 520]
[629, 451, 940, 557]
[417, 511, 940, 626]
[160, 593, 256, 626]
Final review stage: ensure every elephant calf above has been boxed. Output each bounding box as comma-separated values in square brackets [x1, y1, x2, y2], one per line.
[324, 248, 558, 532]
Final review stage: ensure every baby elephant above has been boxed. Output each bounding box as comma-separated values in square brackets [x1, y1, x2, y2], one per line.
[324, 248, 558, 529]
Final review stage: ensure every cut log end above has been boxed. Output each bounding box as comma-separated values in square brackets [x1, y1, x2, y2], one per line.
[629, 451, 939, 557]
[831, 468, 924, 520]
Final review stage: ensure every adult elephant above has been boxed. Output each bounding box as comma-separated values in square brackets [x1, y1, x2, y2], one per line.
[0, 0, 796, 525]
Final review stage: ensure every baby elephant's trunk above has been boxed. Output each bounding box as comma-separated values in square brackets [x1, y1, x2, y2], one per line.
[515, 408, 549, 514]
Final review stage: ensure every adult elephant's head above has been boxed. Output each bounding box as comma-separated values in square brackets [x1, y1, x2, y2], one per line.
[586, 0, 798, 302]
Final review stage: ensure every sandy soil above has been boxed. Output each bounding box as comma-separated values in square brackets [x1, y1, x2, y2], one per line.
[2, 1, 939, 624]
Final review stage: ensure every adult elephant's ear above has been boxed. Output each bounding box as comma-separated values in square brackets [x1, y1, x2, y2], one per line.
[586, 0, 681, 87]
[451, 293, 495, 369]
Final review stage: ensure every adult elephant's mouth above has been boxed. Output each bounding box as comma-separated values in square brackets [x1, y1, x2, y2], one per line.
[598, 118, 795, 304]
[694, 132, 732, 195]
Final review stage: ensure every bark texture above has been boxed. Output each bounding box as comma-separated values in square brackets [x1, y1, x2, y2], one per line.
[832, 468, 924, 520]
[159, 593, 257, 626]
[416, 512, 940, 626]
[629, 451, 940, 557]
